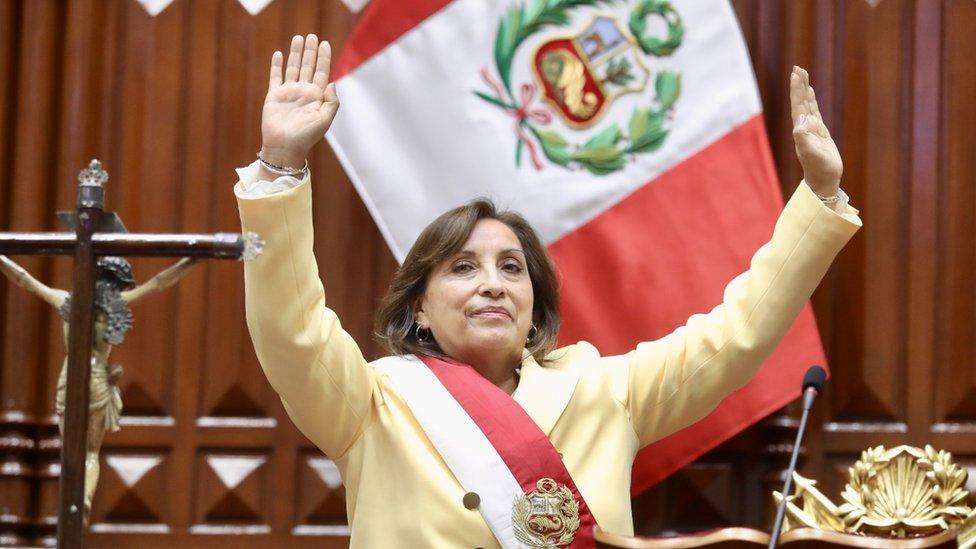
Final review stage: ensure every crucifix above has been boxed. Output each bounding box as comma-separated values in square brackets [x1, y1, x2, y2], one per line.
[0, 160, 263, 548]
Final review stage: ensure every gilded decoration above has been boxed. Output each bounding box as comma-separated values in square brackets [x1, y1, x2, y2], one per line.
[773, 445, 976, 541]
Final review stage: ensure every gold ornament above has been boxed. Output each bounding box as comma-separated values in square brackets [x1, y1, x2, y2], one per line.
[773, 445, 974, 539]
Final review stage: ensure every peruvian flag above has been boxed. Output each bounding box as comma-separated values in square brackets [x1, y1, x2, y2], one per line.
[326, 0, 826, 495]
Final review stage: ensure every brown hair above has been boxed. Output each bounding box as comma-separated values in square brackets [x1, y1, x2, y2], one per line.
[375, 199, 560, 364]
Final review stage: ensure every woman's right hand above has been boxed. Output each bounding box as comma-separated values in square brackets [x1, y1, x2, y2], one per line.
[260, 34, 339, 169]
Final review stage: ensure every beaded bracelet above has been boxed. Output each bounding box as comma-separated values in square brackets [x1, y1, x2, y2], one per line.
[256, 153, 308, 178]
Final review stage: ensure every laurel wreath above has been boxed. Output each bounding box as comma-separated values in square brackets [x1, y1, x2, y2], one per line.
[476, 0, 685, 174]
[837, 445, 971, 534]
[630, 0, 683, 56]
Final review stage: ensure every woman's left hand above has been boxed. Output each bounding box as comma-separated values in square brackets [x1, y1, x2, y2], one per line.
[790, 66, 842, 198]
[261, 34, 339, 170]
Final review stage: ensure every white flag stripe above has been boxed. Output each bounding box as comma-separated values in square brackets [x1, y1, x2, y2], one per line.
[327, 0, 760, 262]
[371, 356, 524, 549]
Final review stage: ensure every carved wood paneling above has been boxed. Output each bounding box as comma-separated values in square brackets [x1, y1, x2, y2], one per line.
[194, 451, 269, 529]
[293, 453, 348, 535]
[91, 451, 169, 529]
[0, 0, 973, 545]
[827, 0, 910, 426]
[933, 0, 976, 430]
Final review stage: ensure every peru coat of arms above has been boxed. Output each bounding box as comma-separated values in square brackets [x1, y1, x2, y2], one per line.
[512, 478, 581, 547]
[476, 0, 685, 175]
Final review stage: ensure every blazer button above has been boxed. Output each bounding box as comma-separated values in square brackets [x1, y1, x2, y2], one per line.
[462, 491, 481, 510]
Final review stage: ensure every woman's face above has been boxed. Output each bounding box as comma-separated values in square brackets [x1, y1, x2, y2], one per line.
[416, 219, 534, 367]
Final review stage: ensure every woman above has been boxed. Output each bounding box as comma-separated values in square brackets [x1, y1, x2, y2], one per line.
[236, 34, 860, 548]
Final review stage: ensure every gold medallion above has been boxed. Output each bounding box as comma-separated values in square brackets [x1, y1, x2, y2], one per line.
[513, 478, 581, 548]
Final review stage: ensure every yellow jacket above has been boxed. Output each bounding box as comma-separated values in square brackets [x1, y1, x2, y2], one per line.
[236, 177, 860, 548]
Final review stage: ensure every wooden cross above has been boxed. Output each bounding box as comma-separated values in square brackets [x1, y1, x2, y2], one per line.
[0, 160, 262, 548]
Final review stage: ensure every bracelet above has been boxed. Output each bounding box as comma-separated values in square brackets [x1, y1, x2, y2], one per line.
[256, 153, 308, 178]
[816, 193, 841, 205]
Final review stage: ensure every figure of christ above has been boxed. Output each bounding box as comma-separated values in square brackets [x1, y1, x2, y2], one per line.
[0, 254, 197, 522]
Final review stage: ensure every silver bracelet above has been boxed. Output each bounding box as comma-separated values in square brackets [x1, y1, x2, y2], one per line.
[816, 193, 841, 204]
[256, 153, 308, 178]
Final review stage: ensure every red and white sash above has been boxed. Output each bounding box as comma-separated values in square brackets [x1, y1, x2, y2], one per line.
[372, 354, 596, 548]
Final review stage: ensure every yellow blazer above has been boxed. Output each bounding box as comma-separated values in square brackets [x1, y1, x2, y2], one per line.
[236, 178, 860, 548]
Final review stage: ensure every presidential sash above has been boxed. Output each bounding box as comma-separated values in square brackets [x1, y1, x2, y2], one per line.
[372, 354, 596, 548]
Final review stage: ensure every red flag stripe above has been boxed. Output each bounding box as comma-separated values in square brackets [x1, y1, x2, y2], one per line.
[548, 115, 827, 494]
[334, 0, 453, 79]
[631, 306, 823, 492]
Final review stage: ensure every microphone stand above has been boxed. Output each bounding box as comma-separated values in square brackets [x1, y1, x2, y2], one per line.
[768, 387, 818, 549]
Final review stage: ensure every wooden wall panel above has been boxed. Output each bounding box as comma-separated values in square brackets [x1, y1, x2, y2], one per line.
[0, 0, 973, 545]
[92, 451, 170, 527]
[826, 0, 908, 426]
[933, 0, 976, 429]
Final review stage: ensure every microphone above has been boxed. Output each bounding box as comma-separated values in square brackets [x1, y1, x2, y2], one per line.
[768, 366, 826, 549]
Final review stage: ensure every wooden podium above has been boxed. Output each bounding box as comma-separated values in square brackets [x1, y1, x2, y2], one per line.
[595, 527, 960, 549]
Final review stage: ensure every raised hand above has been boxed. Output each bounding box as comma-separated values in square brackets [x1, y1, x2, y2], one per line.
[260, 34, 340, 170]
[790, 66, 842, 198]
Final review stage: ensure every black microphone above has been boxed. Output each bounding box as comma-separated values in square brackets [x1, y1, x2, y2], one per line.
[768, 366, 826, 549]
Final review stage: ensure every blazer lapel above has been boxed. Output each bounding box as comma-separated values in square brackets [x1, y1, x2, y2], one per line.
[512, 355, 579, 437]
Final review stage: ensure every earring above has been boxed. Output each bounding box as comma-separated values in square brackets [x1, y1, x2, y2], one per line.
[527, 323, 538, 344]
[415, 323, 430, 342]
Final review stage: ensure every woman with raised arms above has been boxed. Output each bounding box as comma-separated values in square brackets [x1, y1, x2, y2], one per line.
[235, 33, 860, 548]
